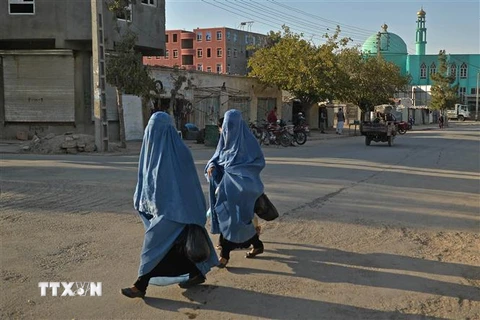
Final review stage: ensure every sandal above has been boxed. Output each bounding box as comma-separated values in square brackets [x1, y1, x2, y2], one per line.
[217, 257, 229, 268]
[245, 247, 264, 259]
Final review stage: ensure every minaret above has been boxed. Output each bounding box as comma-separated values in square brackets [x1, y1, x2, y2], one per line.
[415, 7, 427, 55]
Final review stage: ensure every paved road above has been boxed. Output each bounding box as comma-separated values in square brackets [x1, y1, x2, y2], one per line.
[1, 122, 479, 319]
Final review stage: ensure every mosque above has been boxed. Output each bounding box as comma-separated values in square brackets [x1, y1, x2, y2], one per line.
[361, 8, 479, 110]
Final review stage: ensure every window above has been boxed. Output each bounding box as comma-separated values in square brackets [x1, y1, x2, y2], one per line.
[9, 0, 35, 15]
[471, 88, 477, 95]
[227, 48, 231, 57]
[450, 63, 457, 78]
[141, 0, 156, 5]
[206, 32, 212, 41]
[252, 36, 256, 46]
[207, 48, 211, 58]
[197, 32, 202, 41]
[173, 50, 178, 58]
[115, 3, 132, 21]
[173, 34, 178, 43]
[197, 64, 203, 71]
[233, 49, 238, 58]
[155, 56, 161, 59]
[233, 33, 238, 42]
[227, 31, 231, 40]
[430, 63, 436, 75]
[420, 63, 427, 79]
[217, 48, 222, 57]
[216, 64, 222, 73]
[245, 34, 249, 44]
[227, 64, 231, 73]
[165, 34, 169, 43]
[460, 63, 468, 78]
[207, 66, 212, 72]
[197, 49, 203, 58]
[165, 50, 169, 59]
[459, 87, 466, 101]
[216, 31, 222, 40]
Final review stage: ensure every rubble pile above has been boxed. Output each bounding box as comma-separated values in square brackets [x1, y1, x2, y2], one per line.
[23, 133, 96, 154]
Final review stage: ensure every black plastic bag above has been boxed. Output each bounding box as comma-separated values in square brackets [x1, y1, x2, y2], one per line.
[254, 193, 279, 221]
[185, 224, 211, 263]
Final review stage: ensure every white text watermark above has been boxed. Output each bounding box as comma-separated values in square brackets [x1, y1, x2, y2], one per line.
[38, 282, 102, 296]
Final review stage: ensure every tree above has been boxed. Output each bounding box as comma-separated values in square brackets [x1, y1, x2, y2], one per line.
[337, 47, 411, 115]
[430, 50, 458, 112]
[248, 26, 349, 111]
[105, 29, 156, 147]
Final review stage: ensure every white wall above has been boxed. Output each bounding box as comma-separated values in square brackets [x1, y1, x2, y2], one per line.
[123, 95, 144, 141]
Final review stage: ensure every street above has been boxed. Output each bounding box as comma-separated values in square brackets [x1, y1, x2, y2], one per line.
[1, 123, 479, 319]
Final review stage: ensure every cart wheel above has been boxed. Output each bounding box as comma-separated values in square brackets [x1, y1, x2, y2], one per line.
[388, 136, 393, 147]
[365, 136, 371, 146]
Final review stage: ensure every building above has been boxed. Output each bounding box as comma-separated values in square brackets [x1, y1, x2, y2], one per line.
[144, 27, 267, 75]
[0, 0, 166, 140]
[362, 8, 480, 112]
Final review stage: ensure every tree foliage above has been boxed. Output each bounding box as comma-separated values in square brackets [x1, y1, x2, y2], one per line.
[248, 26, 410, 112]
[430, 50, 458, 111]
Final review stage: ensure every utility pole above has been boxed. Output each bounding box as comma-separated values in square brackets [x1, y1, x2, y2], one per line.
[376, 32, 381, 58]
[476, 71, 479, 121]
[91, 0, 109, 151]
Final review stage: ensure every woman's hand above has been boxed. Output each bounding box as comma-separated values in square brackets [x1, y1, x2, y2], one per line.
[207, 166, 215, 177]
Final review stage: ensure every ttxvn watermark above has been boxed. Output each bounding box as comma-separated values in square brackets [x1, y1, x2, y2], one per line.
[38, 282, 102, 296]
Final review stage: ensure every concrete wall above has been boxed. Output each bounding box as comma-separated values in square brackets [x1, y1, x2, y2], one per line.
[123, 95, 144, 141]
[0, 0, 165, 54]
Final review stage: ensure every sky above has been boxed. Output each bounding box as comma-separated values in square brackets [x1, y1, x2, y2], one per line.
[165, 0, 480, 55]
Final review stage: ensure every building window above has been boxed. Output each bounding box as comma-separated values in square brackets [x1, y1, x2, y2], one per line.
[115, 3, 132, 21]
[165, 34, 169, 43]
[227, 31, 231, 40]
[141, 0, 156, 6]
[420, 63, 427, 79]
[233, 49, 238, 58]
[252, 36, 256, 46]
[233, 33, 238, 42]
[227, 64, 231, 73]
[206, 32, 212, 41]
[197, 32, 202, 41]
[430, 63, 436, 75]
[460, 63, 468, 78]
[155, 56, 161, 59]
[197, 49, 203, 58]
[207, 66, 212, 72]
[245, 34, 249, 44]
[471, 88, 477, 95]
[227, 48, 231, 57]
[173, 50, 178, 58]
[173, 34, 178, 43]
[450, 63, 457, 78]
[216, 31, 222, 40]
[165, 50, 169, 59]
[216, 64, 222, 73]
[197, 64, 203, 71]
[459, 87, 466, 101]
[217, 48, 222, 57]
[9, 0, 35, 15]
[207, 48, 211, 58]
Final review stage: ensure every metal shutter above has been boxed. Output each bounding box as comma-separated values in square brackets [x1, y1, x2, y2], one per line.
[3, 52, 75, 122]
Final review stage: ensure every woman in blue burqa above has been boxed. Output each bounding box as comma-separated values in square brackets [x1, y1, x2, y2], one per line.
[206, 109, 265, 268]
[121, 112, 218, 299]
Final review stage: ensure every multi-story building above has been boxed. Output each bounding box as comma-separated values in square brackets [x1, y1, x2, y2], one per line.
[0, 0, 166, 139]
[144, 27, 266, 75]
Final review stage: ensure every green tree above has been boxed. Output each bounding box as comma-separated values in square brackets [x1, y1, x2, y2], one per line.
[430, 50, 458, 112]
[337, 47, 410, 115]
[105, 29, 156, 147]
[248, 26, 349, 112]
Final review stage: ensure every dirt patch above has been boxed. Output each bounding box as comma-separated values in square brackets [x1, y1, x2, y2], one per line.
[22, 133, 96, 154]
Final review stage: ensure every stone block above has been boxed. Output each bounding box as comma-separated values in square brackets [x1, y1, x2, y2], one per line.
[16, 131, 28, 141]
[65, 136, 74, 141]
[61, 141, 77, 149]
[66, 148, 78, 154]
[45, 133, 56, 140]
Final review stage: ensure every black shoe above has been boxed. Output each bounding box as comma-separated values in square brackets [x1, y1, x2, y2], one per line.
[245, 246, 264, 258]
[178, 275, 206, 288]
[121, 287, 145, 299]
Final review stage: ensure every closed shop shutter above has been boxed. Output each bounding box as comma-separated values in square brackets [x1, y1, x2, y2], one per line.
[3, 52, 75, 122]
[228, 96, 250, 121]
[257, 98, 276, 122]
[191, 95, 220, 129]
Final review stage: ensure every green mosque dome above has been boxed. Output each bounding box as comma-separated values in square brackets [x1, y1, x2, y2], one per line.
[362, 24, 408, 55]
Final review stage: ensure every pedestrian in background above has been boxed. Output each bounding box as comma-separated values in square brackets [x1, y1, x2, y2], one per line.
[206, 109, 265, 268]
[319, 107, 327, 133]
[121, 112, 218, 299]
[336, 107, 345, 134]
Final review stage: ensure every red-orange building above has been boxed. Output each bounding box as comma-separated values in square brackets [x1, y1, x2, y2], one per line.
[144, 27, 266, 75]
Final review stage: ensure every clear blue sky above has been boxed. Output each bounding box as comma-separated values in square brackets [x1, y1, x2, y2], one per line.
[166, 0, 480, 55]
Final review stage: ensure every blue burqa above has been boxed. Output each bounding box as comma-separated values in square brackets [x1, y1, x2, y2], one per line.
[133, 112, 218, 283]
[206, 109, 265, 243]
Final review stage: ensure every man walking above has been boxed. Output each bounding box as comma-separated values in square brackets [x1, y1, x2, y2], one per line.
[319, 107, 327, 133]
[336, 107, 345, 134]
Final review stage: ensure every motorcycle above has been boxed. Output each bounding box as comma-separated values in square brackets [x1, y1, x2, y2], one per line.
[395, 121, 409, 135]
